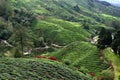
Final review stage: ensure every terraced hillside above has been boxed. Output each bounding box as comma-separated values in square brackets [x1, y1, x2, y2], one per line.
[0, 0, 120, 80]
[34, 18, 90, 45]
[48, 42, 110, 76]
[12, 0, 120, 31]
[0, 58, 91, 80]
[104, 48, 120, 80]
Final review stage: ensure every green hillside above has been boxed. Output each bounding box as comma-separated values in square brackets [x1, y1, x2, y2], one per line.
[0, 58, 91, 80]
[12, 0, 120, 30]
[34, 18, 90, 45]
[48, 42, 110, 76]
[104, 48, 120, 80]
[0, 0, 120, 80]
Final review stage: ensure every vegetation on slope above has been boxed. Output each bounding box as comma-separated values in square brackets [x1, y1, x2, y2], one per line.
[0, 0, 120, 79]
[104, 48, 120, 80]
[0, 58, 91, 80]
[34, 18, 90, 45]
[48, 41, 110, 76]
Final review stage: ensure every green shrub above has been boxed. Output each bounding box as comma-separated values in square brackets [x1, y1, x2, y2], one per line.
[119, 76, 120, 80]
[64, 59, 71, 65]
[79, 66, 89, 74]
[47, 47, 55, 52]
[14, 48, 23, 58]
[100, 70, 114, 80]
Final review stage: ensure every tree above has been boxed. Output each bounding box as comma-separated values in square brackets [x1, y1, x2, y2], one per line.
[82, 20, 89, 30]
[34, 37, 45, 47]
[0, 0, 13, 40]
[9, 23, 33, 56]
[0, 19, 13, 41]
[12, 8, 36, 27]
[114, 30, 120, 40]
[97, 28, 112, 49]
[0, 29, 12, 40]
[111, 20, 120, 29]
[14, 24, 25, 55]
[0, 0, 13, 20]
[73, 5, 81, 12]
[104, 30, 112, 45]
[111, 30, 120, 55]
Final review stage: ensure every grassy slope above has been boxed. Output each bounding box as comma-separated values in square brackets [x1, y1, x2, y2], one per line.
[48, 42, 110, 76]
[104, 48, 120, 80]
[12, 0, 120, 28]
[34, 18, 90, 45]
[0, 58, 91, 80]
[6, 0, 120, 79]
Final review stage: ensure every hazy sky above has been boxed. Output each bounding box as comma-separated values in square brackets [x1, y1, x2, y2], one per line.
[100, 0, 120, 4]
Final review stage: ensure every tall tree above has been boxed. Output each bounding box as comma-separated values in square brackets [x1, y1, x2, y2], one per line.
[97, 28, 112, 49]
[112, 30, 120, 55]
[14, 24, 25, 55]
[9, 23, 33, 56]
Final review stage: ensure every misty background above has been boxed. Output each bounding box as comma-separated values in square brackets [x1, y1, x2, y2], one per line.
[99, 0, 120, 6]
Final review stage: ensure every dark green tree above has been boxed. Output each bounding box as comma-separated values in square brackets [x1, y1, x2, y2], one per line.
[34, 37, 45, 47]
[0, 29, 12, 40]
[73, 5, 81, 12]
[0, 0, 13, 20]
[12, 8, 36, 27]
[14, 24, 25, 55]
[111, 20, 120, 29]
[111, 30, 120, 55]
[104, 30, 112, 45]
[97, 28, 112, 49]
[82, 20, 89, 30]
[9, 23, 33, 56]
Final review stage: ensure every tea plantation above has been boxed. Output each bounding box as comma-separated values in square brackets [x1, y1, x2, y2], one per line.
[0, 58, 91, 80]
